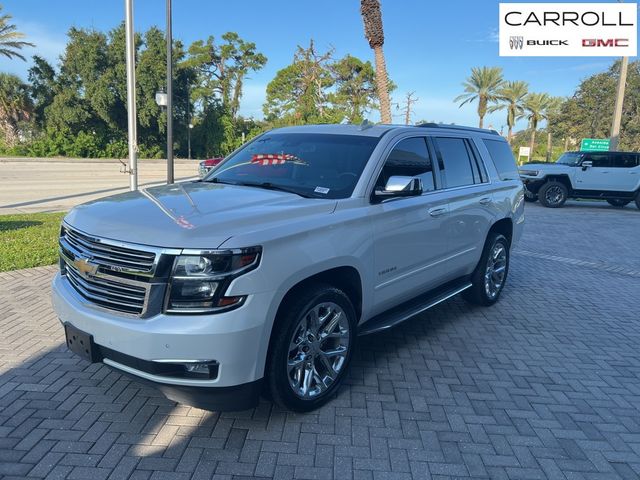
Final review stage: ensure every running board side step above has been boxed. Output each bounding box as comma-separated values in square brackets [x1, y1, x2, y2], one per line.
[358, 279, 472, 336]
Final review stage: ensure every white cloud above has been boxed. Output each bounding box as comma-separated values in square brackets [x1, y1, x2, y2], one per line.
[0, 19, 66, 80]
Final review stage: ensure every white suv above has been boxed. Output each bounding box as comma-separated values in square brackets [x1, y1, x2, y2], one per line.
[519, 151, 640, 209]
[52, 124, 525, 412]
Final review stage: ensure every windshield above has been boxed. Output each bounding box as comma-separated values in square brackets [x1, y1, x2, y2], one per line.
[556, 152, 583, 166]
[204, 133, 380, 199]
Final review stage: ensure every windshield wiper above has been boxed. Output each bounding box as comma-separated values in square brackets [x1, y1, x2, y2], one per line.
[235, 181, 314, 198]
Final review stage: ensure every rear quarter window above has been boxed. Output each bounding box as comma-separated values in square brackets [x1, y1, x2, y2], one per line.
[483, 139, 519, 181]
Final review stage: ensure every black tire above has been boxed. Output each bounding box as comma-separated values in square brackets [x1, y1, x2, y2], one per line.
[463, 232, 510, 306]
[524, 189, 538, 202]
[606, 199, 631, 208]
[635, 193, 640, 210]
[266, 284, 356, 412]
[538, 181, 568, 208]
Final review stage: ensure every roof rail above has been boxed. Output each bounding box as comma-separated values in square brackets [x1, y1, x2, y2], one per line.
[415, 122, 500, 136]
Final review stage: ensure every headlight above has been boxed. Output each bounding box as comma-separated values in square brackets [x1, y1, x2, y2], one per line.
[519, 170, 539, 176]
[165, 247, 261, 313]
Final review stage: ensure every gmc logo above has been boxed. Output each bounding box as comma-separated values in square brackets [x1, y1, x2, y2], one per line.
[582, 38, 629, 47]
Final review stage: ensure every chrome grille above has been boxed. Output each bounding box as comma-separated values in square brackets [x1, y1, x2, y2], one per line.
[64, 227, 156, 274]
[59, 225, 165, 316]
[65, 264, 147, 315]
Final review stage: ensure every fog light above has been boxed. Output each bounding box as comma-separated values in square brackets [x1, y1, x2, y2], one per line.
[183, 362, 218, 379]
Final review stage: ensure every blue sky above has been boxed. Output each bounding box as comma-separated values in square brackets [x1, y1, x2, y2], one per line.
[1, 0, 636, 131]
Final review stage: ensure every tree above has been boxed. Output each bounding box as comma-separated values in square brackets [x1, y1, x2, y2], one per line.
[0, 73, 33, 146]
[0, 6, 34, 61]
[28, 56, 57, 129]
[523, 92, 552, 155]
[488, 80, 528, 143]
[360, 0, 392, 123]
[183, 32, 266, 117]
[329, 55, 377, 123]
[263, 40, 337, 124]
[454, 66, 504, 128]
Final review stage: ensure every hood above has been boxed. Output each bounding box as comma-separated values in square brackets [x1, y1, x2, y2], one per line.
[64, 181, 337, 249]
[520, 162, 571, 170]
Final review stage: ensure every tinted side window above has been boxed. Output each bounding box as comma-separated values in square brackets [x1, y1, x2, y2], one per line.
[611, 153, 638, 168]
[483, 139, 519, 181]
[585, 154, 610, 168]
[377, 137, 435, 191]
[434, 137, 475, 188]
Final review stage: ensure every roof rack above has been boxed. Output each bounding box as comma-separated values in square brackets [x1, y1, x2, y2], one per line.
[415, 122, 500, 136]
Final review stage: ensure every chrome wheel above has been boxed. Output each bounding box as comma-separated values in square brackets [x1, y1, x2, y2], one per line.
[484, 243, 507, 300]
[287, 302, 350, 399]
[544, 185, 564, 205]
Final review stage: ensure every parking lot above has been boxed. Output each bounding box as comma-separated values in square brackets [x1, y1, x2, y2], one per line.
[1, 201, 640, 479]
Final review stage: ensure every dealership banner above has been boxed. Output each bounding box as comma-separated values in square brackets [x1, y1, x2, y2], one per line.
[499, 3, 637, 56]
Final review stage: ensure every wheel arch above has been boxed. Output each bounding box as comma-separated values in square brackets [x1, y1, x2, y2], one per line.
[543, 174, 573, 192]
[260, 264, 364, 380]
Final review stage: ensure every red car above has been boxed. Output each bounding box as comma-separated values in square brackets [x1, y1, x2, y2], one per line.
[198, 157, 223, 178]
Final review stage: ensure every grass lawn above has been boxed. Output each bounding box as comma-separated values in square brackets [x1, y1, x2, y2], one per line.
[0, 212, 66, 272]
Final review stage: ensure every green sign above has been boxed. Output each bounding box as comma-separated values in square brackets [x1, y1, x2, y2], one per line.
[580, 138, 610, 152]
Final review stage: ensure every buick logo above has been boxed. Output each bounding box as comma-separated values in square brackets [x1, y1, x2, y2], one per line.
[510, 36, 524, 50]
[73, 257, 99, 276]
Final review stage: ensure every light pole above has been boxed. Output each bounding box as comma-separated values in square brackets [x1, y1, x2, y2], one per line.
[166, 0, 174, 183]
[609, 56, 628, 152]
[124, 0, 138, 191]
[188, 124, 193, 160]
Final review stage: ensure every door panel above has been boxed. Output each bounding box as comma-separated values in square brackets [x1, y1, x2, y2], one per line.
[573, 154, 612, 190]
[610, 154, 640, 191]
[445, 185, 495, 278]
[371, 192, 451, 314]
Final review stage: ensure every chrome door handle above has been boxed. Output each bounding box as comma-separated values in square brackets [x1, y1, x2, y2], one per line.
[428, 207, 447, 217]
[479, 197, 491, 205]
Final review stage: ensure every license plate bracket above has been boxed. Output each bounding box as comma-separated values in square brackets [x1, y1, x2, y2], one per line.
[64, 324, 98, 362]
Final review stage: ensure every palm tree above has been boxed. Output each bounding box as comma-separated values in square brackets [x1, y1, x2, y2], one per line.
[0, 7, 34, 61]
[0, 73, 33, 146]
[454, 67, 504, 129]
[523, 92, 552, 157]
[488, 80, 528, 143]
[360, 0, 392, 124]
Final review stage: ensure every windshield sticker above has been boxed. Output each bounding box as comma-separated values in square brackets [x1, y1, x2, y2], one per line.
[251, 153, 307, 166]
[314, 186, 330, 195]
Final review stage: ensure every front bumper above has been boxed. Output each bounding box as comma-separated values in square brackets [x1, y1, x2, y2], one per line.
[520, 176, 546, 195]
[52, 272, 274, 410]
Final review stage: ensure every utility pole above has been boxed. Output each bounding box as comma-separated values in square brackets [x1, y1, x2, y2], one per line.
[609, 56, 628, 152]
[402, 92, 418, 125]
[166, 0, 174, 183]
[124, 0, 138, 191]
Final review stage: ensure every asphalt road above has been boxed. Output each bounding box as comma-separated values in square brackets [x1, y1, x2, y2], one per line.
[0, 159, 199, 215]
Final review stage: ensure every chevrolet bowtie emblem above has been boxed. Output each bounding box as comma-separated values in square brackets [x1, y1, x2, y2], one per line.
[73, 257, 98, 276]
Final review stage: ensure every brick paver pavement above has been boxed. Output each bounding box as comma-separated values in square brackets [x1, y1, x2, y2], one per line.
[1, 202, 640, 479]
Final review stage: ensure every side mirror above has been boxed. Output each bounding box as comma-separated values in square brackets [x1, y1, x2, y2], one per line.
[373, 176, 423, 203]
[581, 160, 592, 171]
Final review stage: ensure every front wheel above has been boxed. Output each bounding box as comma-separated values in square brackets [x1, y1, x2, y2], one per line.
[607, 199, 630, 208]
[266, 284, 356, 412]
[538, 181, 568, 208]
[524, 189, 538, 203]
[463, 232, 510, 306]
[635, 193, 640, 210]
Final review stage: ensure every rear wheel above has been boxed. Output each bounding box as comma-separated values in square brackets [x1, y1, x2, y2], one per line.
[266, 284, 356, 412]
[538, 181, 568, 208]
[606, 199, 631, 208]
[635, 193, 640, 210]
[463, 232, 510, 306]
